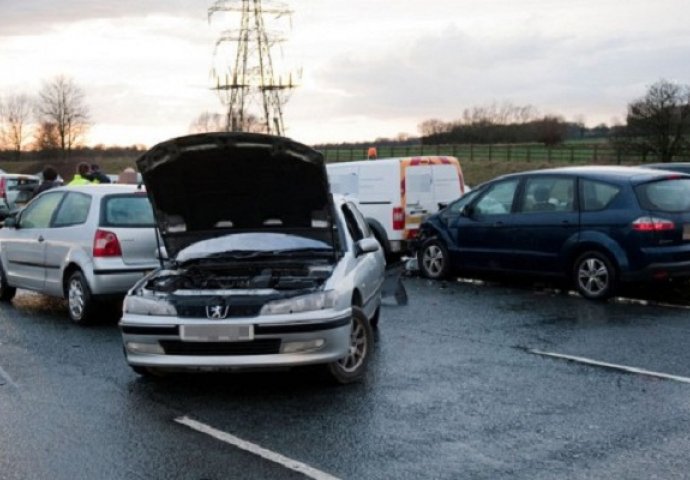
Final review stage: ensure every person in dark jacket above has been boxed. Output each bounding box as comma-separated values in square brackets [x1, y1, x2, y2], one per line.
[89, 164, 111, 184]
[34, 166, 60, 197]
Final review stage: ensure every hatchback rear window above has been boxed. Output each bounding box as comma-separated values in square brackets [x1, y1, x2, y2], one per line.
[635, 179, 690, 213]
[102, 194, 155, 227]
[7, 177, 39, 189]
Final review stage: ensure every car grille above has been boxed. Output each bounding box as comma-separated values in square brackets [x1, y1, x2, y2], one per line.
[175, 304, 263, 318]
[159, 339, 281, 356]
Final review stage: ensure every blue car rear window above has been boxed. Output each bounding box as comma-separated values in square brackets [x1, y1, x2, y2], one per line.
[635, 179, 690, 213]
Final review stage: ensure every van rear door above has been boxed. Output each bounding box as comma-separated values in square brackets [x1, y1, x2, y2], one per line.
[432, 164, 463, 207]
[405, 165, 433, 234]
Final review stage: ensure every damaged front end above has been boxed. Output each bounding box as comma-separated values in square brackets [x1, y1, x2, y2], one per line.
[125, 259, 337, 319]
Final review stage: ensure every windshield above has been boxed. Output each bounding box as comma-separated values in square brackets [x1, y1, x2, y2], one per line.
[175, 232, 333, 264]
[635, 179, 690, 213]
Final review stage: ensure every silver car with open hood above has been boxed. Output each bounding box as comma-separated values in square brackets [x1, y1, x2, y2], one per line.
[120, 133, 385, 383]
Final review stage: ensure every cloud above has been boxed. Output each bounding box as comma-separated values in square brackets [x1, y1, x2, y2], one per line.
[308, 25, 690, 129]
[0, 0, 204, 35]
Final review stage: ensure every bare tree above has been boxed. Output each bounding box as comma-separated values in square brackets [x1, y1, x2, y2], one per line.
[36, 76, 90, 159]
[0, 93, 33, 160]
[33, 121, 61, 155]
[189, 111, 227, 134]
[418, 119, 450, 137]
[620, 79, 690, 162]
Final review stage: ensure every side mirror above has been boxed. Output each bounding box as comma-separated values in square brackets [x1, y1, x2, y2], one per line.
[461, 205, 474, 217]
[356, 237, 380, 256]
[437, 202, 448, 210]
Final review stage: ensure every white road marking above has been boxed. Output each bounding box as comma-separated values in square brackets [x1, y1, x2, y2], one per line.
[0, 365, 19, 389]
[175, 416, 341, 480]
[527, 349, 690, 385]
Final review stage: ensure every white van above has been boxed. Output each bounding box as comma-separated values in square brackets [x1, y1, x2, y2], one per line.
[327, 156, 467, 259]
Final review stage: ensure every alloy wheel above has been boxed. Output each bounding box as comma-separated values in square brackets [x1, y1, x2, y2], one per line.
[68, 279, 85, 320]
[337, 318, 368, 373]
[422, 245, 445, 277]
[577, 258, 609, 296]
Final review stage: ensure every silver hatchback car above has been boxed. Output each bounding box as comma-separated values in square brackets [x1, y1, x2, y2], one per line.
[0, 185, 160, 324]
[120, 133, 386, 383]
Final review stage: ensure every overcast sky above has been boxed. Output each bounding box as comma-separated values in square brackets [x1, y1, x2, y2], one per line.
[1, 0, 689, 147]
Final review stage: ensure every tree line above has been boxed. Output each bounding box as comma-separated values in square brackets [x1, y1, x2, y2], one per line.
[3, 76, 689, 164]
[0, 75, 90, 161]
[416, 79, 690, 163]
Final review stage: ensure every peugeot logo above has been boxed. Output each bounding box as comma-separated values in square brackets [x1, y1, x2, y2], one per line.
[206, 305, 229, 320]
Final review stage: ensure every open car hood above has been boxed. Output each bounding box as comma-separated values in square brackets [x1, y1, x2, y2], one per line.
[136, 133, 336, 259]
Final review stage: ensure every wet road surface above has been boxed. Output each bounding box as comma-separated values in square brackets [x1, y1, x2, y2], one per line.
[1, 279, 690, 479]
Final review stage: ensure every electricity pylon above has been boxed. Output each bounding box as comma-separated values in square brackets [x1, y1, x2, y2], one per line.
[209, 0, 298, 136]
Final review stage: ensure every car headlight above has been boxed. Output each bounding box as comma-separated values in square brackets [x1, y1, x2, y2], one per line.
[260, 291, 337, 315]
[123, 295, 177, 316]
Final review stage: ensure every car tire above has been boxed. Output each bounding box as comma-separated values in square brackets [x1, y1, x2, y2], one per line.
[326, 307, 373, 384]
[66, 271, 99, 325]
[0, 263, 16, 302]
[573, 251, 616, 301]
[418, 239, 450, 280]
[130, 365, 152, 376]
[369, 306, 381, 329]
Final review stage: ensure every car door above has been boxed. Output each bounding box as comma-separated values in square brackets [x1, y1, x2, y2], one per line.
[1, 191, 65, 290]
[342, 202, 385, 315]
[508, 175, 579, 274]
[42, 192, 93, 295]
[451, 178, 521, 271]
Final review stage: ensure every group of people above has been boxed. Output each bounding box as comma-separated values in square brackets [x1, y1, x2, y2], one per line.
[34, 162, 139, 198]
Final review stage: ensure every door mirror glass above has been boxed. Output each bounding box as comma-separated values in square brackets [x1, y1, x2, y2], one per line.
[461, 205, 474, 217]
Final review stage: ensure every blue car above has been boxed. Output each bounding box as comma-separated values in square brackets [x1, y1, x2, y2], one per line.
[415, 166, 690, 300]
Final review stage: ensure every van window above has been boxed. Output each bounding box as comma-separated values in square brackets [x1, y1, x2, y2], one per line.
[635, 179, 690, 213]
[581, 180, 620, 212]
[101, 194, 155, 227]
[329, 173, 359, 196]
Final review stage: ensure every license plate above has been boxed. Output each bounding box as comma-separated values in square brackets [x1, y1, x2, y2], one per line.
[684, 225, 690, 241]
[180, 324, 254, 342]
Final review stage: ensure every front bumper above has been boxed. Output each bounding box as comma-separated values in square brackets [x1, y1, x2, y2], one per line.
[120, 309, 352, 371]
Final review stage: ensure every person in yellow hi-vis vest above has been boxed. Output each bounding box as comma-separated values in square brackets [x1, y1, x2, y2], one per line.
[68, 162, 96, 186]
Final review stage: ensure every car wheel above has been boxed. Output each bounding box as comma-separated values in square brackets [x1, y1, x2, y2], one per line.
[418, 239, 450, 279]
[326, 307, 373, 384]
[0, 263, 16, 302]
[66, 271, 98, 324]
[573, 251, 616, 301]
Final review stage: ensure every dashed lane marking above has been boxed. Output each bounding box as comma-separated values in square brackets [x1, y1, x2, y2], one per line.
[527, 348, 690, 385]
[175, 416, 341, 480]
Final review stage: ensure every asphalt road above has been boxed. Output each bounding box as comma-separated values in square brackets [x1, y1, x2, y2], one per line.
[1, 278, 690, 480]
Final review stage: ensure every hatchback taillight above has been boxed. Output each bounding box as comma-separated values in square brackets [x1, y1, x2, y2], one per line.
[93, 229, 122, 257]
[631, 216, 675, 232]
[393, 207, 405, 230]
